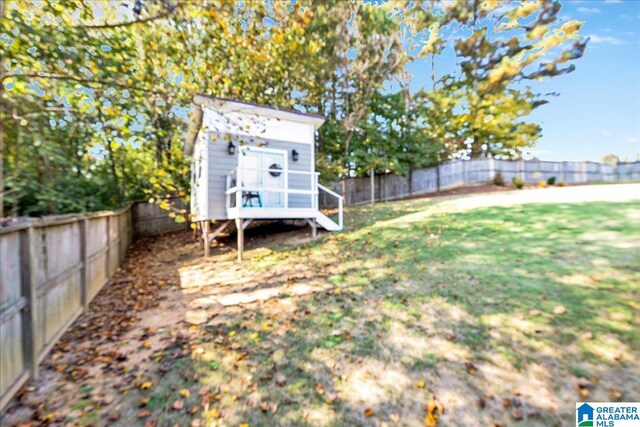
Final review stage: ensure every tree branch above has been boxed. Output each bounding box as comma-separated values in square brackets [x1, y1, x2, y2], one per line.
[4, 72, 167, 95]
[75, 10, 174, 30]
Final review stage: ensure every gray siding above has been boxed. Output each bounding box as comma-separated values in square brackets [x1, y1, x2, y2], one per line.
[206, 133, 313, 220]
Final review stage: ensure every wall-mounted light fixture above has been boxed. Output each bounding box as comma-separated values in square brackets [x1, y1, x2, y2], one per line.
[227, 141, 236, 155]
[292, 149, 299, 162]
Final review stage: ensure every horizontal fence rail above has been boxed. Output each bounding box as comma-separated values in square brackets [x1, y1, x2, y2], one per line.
[320, 159, 640, 207]
[0, 200, 188, 412]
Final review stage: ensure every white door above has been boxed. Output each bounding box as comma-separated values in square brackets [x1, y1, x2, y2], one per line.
[263, 151, 285, 207]
[241, 148, 286, 208]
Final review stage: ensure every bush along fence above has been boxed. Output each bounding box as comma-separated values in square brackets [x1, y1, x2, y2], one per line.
[320, 158, 640, 207]
[0, 201, 188, 412]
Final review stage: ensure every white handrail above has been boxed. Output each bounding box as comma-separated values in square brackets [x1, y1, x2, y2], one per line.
[317, 183, 344, 229]
[233, 186, 316, 195]
[317, 183, 343, 200]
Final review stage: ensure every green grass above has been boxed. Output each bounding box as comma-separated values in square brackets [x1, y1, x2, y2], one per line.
[134, 200, 640, 426]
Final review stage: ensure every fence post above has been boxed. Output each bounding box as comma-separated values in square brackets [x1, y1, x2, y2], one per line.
[370, 168, 375, 204]
[20, 225, 39, 379]
[488, 157, 495, 182]
[462, 160, 467, 185]
[105, 215, 111, 276]
[79, 217, 89, 311]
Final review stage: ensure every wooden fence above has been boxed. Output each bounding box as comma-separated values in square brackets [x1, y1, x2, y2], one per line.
[321, 159, 639, 206]
[0, 201, 188, 412]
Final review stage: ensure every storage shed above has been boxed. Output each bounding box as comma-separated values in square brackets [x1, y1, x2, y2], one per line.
[184, 95, 343, 259]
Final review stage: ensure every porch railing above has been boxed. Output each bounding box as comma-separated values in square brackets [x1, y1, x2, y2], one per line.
[225, 166, 320, 210]
[317, 183, 344, 229]
[224, 166, 344, 229]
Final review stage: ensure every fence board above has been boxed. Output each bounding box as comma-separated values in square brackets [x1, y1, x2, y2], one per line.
[322, 159, 633, 207]
[0, 200, 182, 413]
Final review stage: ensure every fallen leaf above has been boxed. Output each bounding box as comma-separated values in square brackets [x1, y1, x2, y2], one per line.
[364, 408, 374, 417]
[275, 375, 286, 387]
[528, 309, 540, 316]
[390, 413, 400, 423]
[511, 410, 523, 421]
[180, 389, 191, 398]
[140, 381, 153, 390]
[315, 383, 324, 395]
[609, 389, 623, 401]
[553, 305, 566, 315]
[190, 405, 199, 415]
[138, 409, 151, 418]
[144, 420, 157, 427]
[465, 362, 477, 375]
[173, 400, 185, 410]
[579, 388, 589, 398]
[260, 402, 270, 412]
[614, 352, 624, 361]
[109, 411, 121, 421]
[444, 333, 456, 341]
[574, 378, 591, 389]
[416, 380, 425, 388]
[143, 340, 151, 348]
[236, 353, 248, 361]
[425, 397, 444, 427]
[139, 397, 150, 407]
[581, 331, 594, 340]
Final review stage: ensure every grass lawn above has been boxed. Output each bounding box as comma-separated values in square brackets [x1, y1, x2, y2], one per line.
[6, 193, 638, 427]
[126, 198, 639, 426]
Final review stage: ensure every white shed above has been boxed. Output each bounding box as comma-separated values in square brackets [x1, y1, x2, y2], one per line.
[184, 95, 343, 259]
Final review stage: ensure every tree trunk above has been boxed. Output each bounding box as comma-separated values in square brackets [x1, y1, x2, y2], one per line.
[106, 140, 122, 204]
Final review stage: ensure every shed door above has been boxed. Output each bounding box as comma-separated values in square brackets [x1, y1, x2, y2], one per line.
[263, 151, 284, 208]
[241, 147, 286, 208]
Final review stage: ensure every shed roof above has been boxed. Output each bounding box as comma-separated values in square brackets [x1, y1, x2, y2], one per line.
[184, 95, 325, 155]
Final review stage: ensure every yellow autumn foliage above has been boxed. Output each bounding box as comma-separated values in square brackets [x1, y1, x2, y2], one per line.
[487, 56, 521, 85]
[480, 0, 501, 12]
[420, 23, 441, 56]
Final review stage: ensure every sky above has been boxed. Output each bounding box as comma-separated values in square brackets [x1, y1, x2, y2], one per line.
[406, 0, 640, 162]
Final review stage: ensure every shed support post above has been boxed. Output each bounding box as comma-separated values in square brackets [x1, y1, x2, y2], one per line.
[235, 218, 244, 262]
[311, 218, 317, 240]
[202, 221, 209, 257]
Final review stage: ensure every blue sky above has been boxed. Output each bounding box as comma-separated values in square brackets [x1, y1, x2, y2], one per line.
[406, 0, 640, 162]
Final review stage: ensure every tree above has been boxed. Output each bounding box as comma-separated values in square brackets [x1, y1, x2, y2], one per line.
[1, 0, 326, 217]
[602, 154, 620, 167]
[421, 0, 588, 159]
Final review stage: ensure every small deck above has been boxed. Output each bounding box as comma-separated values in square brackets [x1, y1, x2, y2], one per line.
[202, 164, 343, 260]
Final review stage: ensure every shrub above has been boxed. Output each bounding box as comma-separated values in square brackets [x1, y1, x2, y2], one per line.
[538, 181, 548, 188]
[557, 182, 565, 187]
[547, 176, 556, 185]
[493, 172, 505, 186]
[512, 177, 524, 189]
